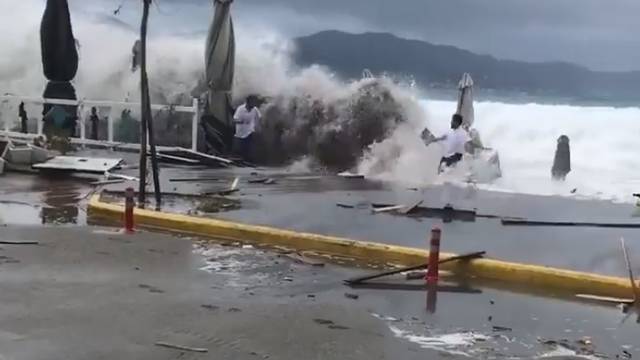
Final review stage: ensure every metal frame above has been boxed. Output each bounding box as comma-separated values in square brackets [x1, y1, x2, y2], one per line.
[0, 95, 200, 151]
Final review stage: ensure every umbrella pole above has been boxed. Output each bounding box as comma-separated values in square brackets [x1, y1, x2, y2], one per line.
[139, 0, 162, 207]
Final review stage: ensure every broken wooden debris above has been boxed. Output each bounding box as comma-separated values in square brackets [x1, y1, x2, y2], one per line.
[248, 177, 276, 184]
[284, 253, 325, 267]
[216, 177, 240, 196]
[347, 282, 482, 293]
[155, 152, 201, 165]
[344, 251, 486, 285]
[575, 294, 634, 304]
[492, 326, 512, 332]
[405, 271, 426, 280]
[90, 179, 125, 186]
[344, 293, 359, 300]
[104, 171, 140, 182]
[575, 239, 640, 324]
[33, 156, 123, 173]
[337, 172, 365, 179]
[621, 238, 639, 302]
[372, 205, 406, 214]
[371, 203, 492, 221]
[398, 200, 424, 215]
[501, 218, 640, 229]
[169, 177, 221, 183]
[160, 148, 233, 167]
[0, 241, 39, 245]
[336, 203, 355, 209]
[155, 342, 208, 353]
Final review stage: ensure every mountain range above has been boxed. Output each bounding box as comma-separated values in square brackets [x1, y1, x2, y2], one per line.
[293, 31, 640, 104]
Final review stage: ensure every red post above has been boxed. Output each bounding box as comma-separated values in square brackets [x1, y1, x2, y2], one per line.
[426, 227, 441, 285]
[124, 187, 135, 233]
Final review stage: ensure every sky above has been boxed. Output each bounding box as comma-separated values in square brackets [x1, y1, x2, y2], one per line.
[235, 0, 640, 72]
[83, 0, 640, 72]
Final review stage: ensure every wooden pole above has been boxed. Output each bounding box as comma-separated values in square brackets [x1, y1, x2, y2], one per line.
[138, 0, 162, 207]
[139, 1, 161, 207]
[140, 0, 161, 207]
[137, 0, 150, 207]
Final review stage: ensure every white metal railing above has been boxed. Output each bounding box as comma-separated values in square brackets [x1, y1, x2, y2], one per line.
[0, 95, 201, 151]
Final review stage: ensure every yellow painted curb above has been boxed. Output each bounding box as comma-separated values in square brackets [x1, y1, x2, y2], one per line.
[88, 194, 634, 298]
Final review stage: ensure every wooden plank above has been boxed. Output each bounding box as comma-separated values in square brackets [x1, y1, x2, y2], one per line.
[175, 148, 233, 164]
[575, 294, 634, 304]
[620, 238, 640, 309]
[372, 205, 405, 214]
[502, 219, 640, 229]
[33, 156, 123, 173]
[169, 177, 221, 183]
[155, 342, 208, 353]
[156, 153, 200, 164]
[344, 251, 486, 285]
[398, 200, 424, 215]
[90, 179, 125, 186]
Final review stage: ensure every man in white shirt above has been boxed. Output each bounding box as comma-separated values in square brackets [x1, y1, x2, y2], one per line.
[233, 95, 261, 161]
[432, 114, 471, 173]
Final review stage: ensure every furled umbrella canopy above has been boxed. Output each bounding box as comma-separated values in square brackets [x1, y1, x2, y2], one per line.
[201, 0, 235, 153]
[456, 73, 474, 129]
[40, 0, 79, 136]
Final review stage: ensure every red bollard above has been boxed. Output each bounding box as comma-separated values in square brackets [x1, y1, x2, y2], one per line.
[425, 227, 441, 285]
[124, 187, 135, 233]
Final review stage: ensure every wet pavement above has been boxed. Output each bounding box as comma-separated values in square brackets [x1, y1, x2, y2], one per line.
[2, 159, 640, 358]
[98, 165, 640, 278]
[0, 225, 638, 359]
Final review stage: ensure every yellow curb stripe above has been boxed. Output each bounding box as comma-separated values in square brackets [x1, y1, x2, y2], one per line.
[88, 195, 633, 298]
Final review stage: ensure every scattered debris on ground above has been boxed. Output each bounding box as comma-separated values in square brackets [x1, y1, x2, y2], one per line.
[0, 241, 39, 245]
[344, 293, 359, 300]
[337, 172, 365, 179]
[344, 251, 486, 285]
[155, 342, 208, 353]
[502, 218, 640, 229]
[248, 177, 276, 185]
[283, 252, 325, 267]
[492, 326, 512, 332]
[169, 177, 221, 183]
[196, 196, 241, 213]
[336, 203, 355, 209]
[90, 179, 125, 186]
[214, 177, 240, 196]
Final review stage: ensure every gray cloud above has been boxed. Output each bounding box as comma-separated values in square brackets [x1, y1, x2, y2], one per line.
[108, 0, 640, 71]
[230, 0, 640, 71]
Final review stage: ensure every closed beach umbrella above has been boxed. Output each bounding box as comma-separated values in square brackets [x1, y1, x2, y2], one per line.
[456, 73, 474, 129]
[201, 0, 235, 152]
[40, 0, 79, 135]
